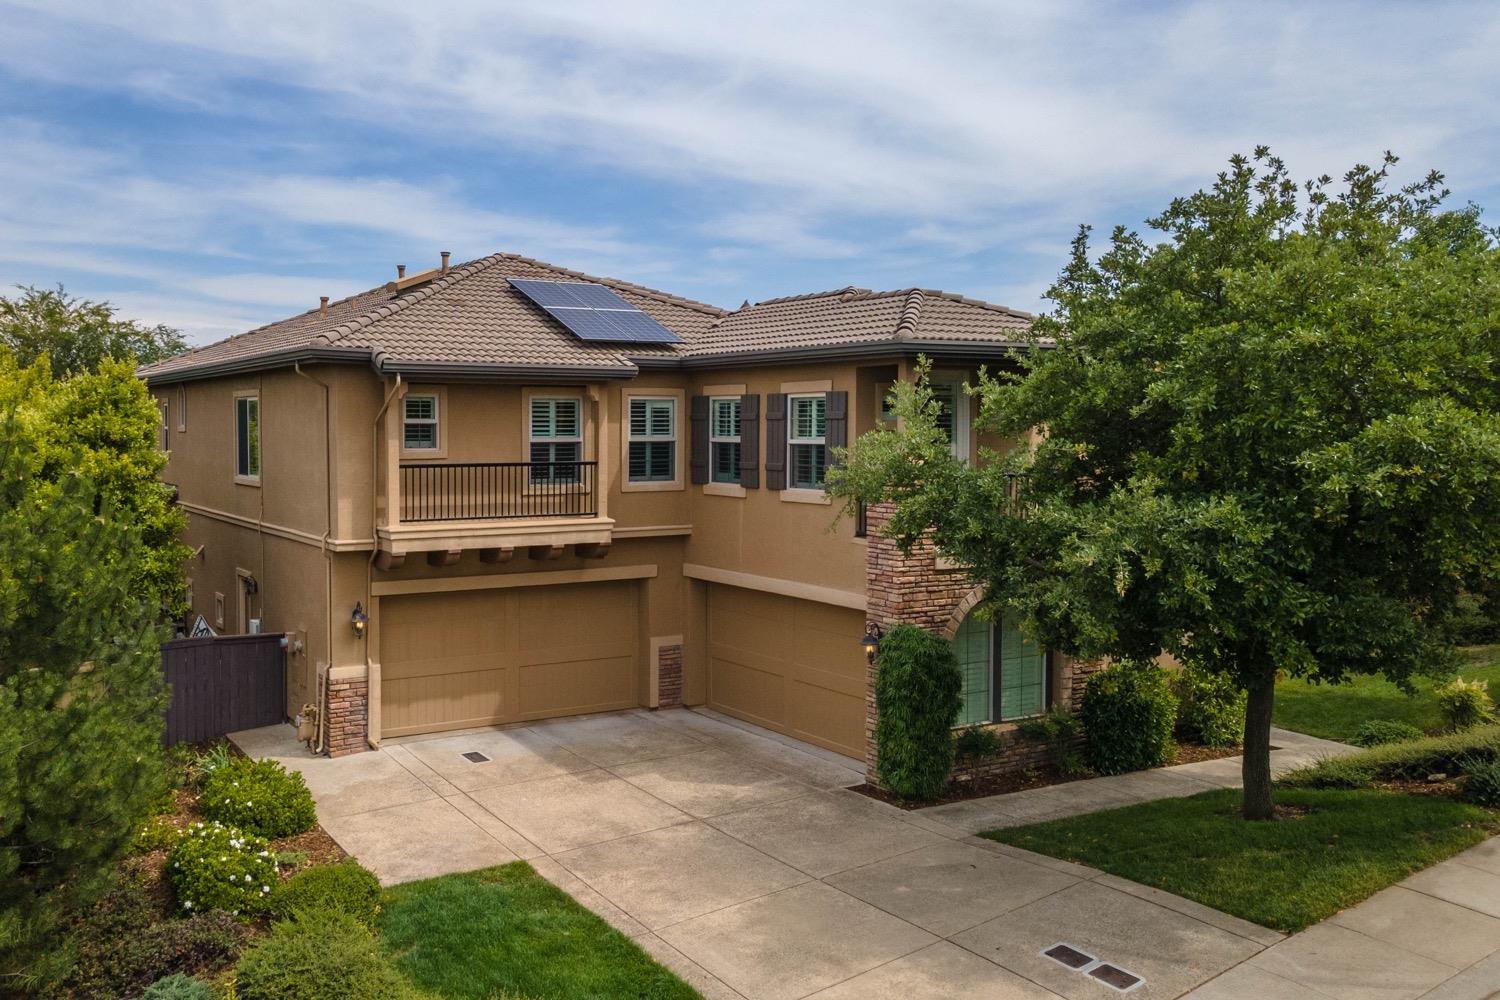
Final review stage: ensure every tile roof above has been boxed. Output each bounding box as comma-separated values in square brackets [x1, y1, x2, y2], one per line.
[140, 254, 1035, 383]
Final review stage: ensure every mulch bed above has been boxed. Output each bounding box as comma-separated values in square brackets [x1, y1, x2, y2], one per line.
[850, 740, 1248, 810]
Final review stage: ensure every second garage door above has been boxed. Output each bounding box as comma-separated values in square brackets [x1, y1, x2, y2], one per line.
[706, 584, 866, 758]
[380, 580, 639, 738]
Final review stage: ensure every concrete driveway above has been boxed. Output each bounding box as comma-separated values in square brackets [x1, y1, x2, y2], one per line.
[234, 707, 1292, 999]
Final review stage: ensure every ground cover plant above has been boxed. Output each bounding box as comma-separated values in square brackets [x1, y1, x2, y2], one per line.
[380, 863, 701, 1000]
[986, 787, 1496, 932]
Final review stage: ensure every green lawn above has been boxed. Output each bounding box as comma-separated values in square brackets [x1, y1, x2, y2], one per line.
[985, 787, 1496, 932]
[380, 862, 701, 1000]
[1274, 644, 1500, 742]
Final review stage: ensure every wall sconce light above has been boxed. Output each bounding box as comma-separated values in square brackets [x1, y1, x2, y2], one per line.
[351, 602, 369, 639]
[861, 621, 883, 665]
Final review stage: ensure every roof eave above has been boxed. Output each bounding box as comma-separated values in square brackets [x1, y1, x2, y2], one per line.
[377, 359, 640, 382]
[138, 346, 374, 386]
[661, 337, 1042, 369]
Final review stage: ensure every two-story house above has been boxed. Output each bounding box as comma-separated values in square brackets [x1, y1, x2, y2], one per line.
[142, 252, 1090, 778]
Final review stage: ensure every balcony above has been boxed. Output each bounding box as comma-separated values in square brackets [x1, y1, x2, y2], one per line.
[400, 461, 598, 522]
[376, 460, 612, 567]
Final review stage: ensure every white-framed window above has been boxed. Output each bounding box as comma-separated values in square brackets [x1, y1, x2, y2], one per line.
[176, 385, 186, 432]
[158, 399, 170, 452]
[709, 397, 741, 484]
[929, 377, 970, 462]
[529, 396, 582, 483]
[403, 394, 439, 450]
[787, 393, 827, 490]
[628, 397, 676, 483]
[235, 395, 260, 481]
[952, 612, 1048, 725]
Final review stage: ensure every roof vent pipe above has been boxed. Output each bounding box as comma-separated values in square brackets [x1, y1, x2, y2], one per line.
[440, 251, 451, 274]
[319, 295, 329, 318]
[397, 264, 407, 279]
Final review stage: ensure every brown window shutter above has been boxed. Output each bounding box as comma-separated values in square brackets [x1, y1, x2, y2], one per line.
[689, 395, 710, 485]
[764, 393, 787, 490]
[739, 394, 760, 488]
[825, 390, 849, 455]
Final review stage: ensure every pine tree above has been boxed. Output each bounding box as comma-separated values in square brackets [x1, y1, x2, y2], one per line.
[0, 415, 171, 989]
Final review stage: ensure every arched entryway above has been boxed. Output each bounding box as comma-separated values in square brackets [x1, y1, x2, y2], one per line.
[949, 604, 1050, 726]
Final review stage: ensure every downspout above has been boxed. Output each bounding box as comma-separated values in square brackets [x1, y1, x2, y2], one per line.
[365, 372, 403, 750]
[294, 363, 334, 755]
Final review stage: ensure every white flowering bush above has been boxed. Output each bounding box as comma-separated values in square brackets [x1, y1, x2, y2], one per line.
[200, 757, 316, 838]
[166, 821, 278, 917]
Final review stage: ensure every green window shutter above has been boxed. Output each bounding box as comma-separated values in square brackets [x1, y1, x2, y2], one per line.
[690, 395, 709, 484]
[739, 394, 760, 488]
[952, 613, 992, 725]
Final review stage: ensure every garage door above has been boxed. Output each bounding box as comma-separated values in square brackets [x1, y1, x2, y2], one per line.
[706, 584, 865, 758]
[380, 581, 639, 738]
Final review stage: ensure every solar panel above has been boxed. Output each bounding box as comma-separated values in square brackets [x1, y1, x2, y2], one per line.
[509, 278, 684, 344]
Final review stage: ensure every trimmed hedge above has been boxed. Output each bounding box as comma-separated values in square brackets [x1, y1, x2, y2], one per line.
[875, 623, 962, 800]
[1281, 725, 1500, 789]
[201, 757, 317, 839]
[1172, 665, 1245, 747]
[270, 860, 382, 927]
[1081, 661, 1178, 775]
[235, 912, 418, 1000]
[1352, 719, 1425, 747]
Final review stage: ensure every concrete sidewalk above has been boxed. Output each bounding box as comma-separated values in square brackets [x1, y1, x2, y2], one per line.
[920, 727, 1357, 834]
[1186, 839, 1500, 998]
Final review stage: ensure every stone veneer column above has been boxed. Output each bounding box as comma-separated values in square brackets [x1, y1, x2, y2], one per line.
[657, 643, 683, 708]
[863, 502, 978, 780]
[325, 667, 370, 757]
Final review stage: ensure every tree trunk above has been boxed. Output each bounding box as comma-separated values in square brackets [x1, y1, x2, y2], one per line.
[1241, 681, 1276, 820]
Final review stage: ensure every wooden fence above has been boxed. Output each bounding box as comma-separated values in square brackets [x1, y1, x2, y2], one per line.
[161, 633, 286, 745]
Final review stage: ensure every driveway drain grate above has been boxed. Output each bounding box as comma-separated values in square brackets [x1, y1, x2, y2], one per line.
[1089, 964, 1143, 992]
[1042, 943, 1095, 969]
[461, 751, 491, 763]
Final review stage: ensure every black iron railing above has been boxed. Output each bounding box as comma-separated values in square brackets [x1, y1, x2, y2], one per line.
[399, 461, 598, 522]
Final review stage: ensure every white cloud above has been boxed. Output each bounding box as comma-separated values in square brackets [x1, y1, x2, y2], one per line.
[1, 0, 1496, 338]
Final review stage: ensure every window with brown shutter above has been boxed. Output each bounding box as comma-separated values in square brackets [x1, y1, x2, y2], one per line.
[739, 394, 760, 488]
[690, 395, 710, 484]
[764, 393, 787, 490]
[825, 389, 848, 456]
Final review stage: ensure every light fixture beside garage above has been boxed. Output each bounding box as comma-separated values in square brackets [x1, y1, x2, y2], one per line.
[350, 602, 369, 639]
[861, 622, 883, 664]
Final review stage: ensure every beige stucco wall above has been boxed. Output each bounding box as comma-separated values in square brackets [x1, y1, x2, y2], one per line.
[153, 351, 1023, 738]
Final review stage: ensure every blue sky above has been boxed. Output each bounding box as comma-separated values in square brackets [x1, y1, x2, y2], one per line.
[2, 1, 1497, 345]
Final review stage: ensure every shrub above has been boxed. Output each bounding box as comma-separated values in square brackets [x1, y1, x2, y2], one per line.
[1434, 677, 1495, 731]
[953, 725, 1002, 760]
[201, 757, 317, 839]
[1080, 661, 1178, 775]
[1016, 707, 1087, 775]
[134, 814, 183, 855]
[167, 822, 279, 916]
[142, 973, 218, 1000]
[1459, 755, 1500, 808]
[61, 876, 248, 1000]
[1281, 724, 1500, 788]
[874, 623, 963, 800]
[235, 912, 416, 1000]
[269, 861, 382, 926]
[1172, 666, 1246, 747]
[1352, 719, 1426, 747]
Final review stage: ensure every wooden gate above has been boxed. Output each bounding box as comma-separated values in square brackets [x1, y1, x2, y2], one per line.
[161, 633, 286, 745]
